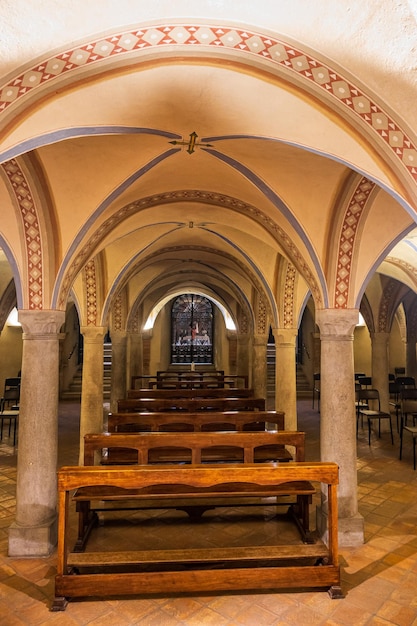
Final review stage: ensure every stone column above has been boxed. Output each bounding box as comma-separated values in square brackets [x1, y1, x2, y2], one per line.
[316, 308, 364, 546]
[252, 335, 267, 400]
[312, 331, 321, 375]
[273, 328, 298, 430]
[227, 331, 238, 376]
[8, 309, 65, 556]
[237, 333, 250, 387]
[371, 332, 390, 413]
[110, 330, 127, 413]
[406, 330, 417, 380]
[127, 331, 142, 388]
[79, 326, 107, 464]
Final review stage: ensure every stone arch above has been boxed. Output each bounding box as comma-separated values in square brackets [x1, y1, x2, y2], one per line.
[55, 191, 323, 313]
[0, 22, 415, 201]
[0, 159, 44, 310]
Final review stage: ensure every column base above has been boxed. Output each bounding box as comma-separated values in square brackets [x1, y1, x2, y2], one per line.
[316, 507, 364, 547]
[8, 515, 57, 557]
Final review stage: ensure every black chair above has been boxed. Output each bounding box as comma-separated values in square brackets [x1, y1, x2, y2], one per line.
[355, 383, 368, 432]
[357, 388, 393, 445]
[0, 407, 18, 446]
[389, 382, 401, 432]
[399, 389, 417, 469]
[0, 377, 20, 412]
[395, 376, 416, 390]
[358, 376, 372, 388]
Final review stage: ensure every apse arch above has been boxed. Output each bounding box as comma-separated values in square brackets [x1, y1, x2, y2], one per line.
[142, 290, 236, 332]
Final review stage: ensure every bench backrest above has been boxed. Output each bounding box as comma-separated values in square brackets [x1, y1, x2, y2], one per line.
[83, 431, 306, 465]
[131, 373, 249, 389]
[117, 397, 265, 412]
[127, 388, 254, 398]
[107, 410, 284, 433]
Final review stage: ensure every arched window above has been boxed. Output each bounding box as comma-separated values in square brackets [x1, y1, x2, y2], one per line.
[171, 294, 213, 364]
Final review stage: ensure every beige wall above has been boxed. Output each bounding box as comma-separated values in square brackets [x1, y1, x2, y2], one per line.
[389, 320, 406, 376]
[353, 326, 372, 377]
[0, 323, 22, 393]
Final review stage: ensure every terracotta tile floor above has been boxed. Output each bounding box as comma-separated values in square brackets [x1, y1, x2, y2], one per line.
[1, 399, 417, 625]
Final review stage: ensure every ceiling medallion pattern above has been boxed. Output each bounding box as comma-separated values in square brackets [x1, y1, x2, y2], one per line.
[0, 24, 416, 183]
[335, 177, 376, 308]
[1, 159, 43, 309]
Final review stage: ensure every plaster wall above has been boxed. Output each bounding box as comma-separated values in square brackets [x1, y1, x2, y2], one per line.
[389, 320, 406, 374]
[0, 325, 22, 394]
[353, 326, 372, 377]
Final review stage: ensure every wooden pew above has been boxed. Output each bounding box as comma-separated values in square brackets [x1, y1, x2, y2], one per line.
[117, 397, 266, 412]
[127, 387, 255, 398]
[86, 430, 298, 464]
[148, 379, 237, 389]
[53, 461, 341, 610]
[73, 431, 309, 551]
[131, 373, 249, 389]
[107, 410, 284, 433]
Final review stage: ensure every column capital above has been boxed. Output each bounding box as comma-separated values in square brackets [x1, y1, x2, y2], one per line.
[272, 327, 298, 346]
[80, 325, 107, 343]
[18, 309, 65, 338]
[316, 308, 359, 340]
[370, 331, 390, 343]
[253, 334, 268, 346]
[111, 329, 128, 343]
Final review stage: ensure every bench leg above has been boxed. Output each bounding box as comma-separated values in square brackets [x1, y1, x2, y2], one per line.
[176, 505, 217, 520]
[74, 502, 98, 552]
[289, 496, 314, 544]
[328, 585, 344, 599]
[51, 596, 69, 612]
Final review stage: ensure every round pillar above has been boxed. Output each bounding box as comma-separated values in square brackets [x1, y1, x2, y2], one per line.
[406, 331, 417, 380]
[236, 333, 250, 387]
[9, 309, 65, 556]
[252, 335, 267, 400]
[316, 308, 364, 546]
[110, 330, 127, 413]
[79, 326, 107, 463]
[273, 328, 298, 430]
[371, 332, 390, 413]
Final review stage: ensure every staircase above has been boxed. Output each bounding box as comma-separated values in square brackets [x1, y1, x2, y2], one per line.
[60, 342, 111, 401]
[267, 343, 275, 397]
[296, 365, 312, 398]
[266, 344, 312, 399]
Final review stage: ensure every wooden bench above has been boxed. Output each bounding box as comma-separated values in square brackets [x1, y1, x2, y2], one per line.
[73, 431, 310, 551]
[107, 410, 284, 433]
[127, 387, 254, 398]
[117, 397, 266, 412]
[131, 373, 249, 389]
[53, 461, 341, 610]
[148, 379, 238, 389]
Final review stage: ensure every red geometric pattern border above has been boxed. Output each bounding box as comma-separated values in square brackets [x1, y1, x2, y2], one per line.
[283, 263, 296, 327]
[1, 159, 43, 309]
[334, 177, 376, 308]
[84, 259, 98, 325]
[0, 24, 416, 183]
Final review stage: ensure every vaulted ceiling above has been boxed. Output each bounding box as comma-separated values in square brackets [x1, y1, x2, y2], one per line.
[0, 1, 417, 332]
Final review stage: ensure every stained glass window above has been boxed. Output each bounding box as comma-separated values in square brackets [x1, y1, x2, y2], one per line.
[171, 294, 213, 364]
